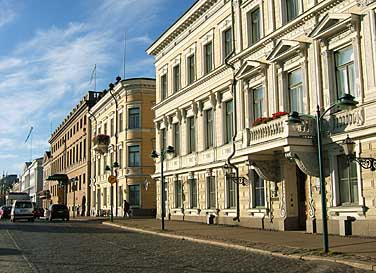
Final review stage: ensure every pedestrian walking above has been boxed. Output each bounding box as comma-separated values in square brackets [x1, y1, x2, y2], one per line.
[123, 200, 130, 218]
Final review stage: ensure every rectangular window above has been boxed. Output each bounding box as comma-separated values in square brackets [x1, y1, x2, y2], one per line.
[118, 149, 122, 168]
[104, 123, 107, 135]
[286, 0, 299, 22]
[223, 28, 233, 59]
[247, 8, 261, 45]
[175, 180, 182, 208]
[160, 128, 166, 152]
[337, 155, 359, 205]
[129, 185, 140, 207]
[204, 41, 213, 74]
[189, 178, 197, 208]
[83, 139, 86, 158]
[161, 74, 167, 100]
[119, 112, 123, 132]
[226, 175, 236, 208]
[110, 118, 114, 136]
[254, 173, 265, 207]
[335, 46, 355, 99]
[129, 107, 140, 129]
[188, 116, 195, 153]
[252, 86, 264, 121]
[207, 176, 216, 209]
[187, 54, 195, 84]
[128, 145, 140, 167]
[118, 186, 123, 207]
[173, 123, 180, 156]
[103, 187, 108, 207]
[173, 65, 180, 93]
[288, 69, 304, 113]
[205, 109, 214, 149]
[225, 100, 233, 144]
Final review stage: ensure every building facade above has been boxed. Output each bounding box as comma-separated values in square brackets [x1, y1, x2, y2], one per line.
[20, 158, 43, 207]
[49, 91, 100, 216]
[90, 77, 156, 217]
[40, 151, 52, 209]
[147, 0, 376, 236]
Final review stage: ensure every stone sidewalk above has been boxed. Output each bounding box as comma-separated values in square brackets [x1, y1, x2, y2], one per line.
[102, 218, 376, 271]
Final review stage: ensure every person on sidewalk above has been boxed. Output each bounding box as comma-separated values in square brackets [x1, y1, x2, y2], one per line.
[123, 200, 130, 218]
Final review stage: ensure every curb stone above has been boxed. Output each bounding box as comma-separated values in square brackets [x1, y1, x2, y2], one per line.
[103, 222, 376, 272]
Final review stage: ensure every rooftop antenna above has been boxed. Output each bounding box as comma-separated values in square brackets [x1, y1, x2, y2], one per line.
[123, 32, 126, 79]
[89, 64, 97, 91]
[24, 126, 33, 161]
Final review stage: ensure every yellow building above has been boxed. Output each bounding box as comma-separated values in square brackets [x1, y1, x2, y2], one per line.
[49, 91, 100, 216]
[148, 0, 376, 236]
[89, 77, 156, 217]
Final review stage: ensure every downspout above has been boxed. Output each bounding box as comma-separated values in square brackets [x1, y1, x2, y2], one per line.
[109, 78, 120, 217]
[225, 0, 240, 222]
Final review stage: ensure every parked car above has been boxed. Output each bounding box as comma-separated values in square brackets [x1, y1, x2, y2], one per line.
[46, 204, 69, 221]
[33, 207, 44, 218]
[0, 205, 12, 219]
[10, 200, 34, 222]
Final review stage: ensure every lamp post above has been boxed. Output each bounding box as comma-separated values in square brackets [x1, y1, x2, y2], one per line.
[288, 93, 358, 253]
[105, 161, 119, 222]
[71, 176, 78, 218]
[150, 145, 175, 230]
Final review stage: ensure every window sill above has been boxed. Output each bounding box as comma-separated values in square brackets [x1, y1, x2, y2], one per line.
[222, 209, 236, 217]
[171, 208, 184, 215]
[329, 205, 367, 218]
[247, 208, 268, 218]
[185, 208, 200, 215]
[202, 209, 219, 215]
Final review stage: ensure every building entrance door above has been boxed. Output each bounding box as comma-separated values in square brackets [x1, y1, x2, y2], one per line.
[296, 168, 307, 230]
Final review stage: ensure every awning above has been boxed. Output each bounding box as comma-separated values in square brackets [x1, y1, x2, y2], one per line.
[46, 174, 69, 183]
[38, 190, 51, 199]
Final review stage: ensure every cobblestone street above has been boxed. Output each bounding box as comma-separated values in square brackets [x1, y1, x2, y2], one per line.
[0, 220, 371, 273]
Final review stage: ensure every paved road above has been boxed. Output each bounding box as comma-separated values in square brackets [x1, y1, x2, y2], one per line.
[0, 219, 371, 273]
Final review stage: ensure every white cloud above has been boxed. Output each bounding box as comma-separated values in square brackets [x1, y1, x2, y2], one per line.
[0, 0, 16, 28]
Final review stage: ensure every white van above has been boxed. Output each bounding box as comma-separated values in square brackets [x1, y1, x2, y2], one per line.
[11, 200, 34, 222]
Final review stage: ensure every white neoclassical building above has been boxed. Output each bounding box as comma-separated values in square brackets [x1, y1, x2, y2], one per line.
[147, 0, 376, 236]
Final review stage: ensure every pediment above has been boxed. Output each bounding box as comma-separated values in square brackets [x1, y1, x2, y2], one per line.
[309, 13, 360, 40]
[266, 40, 306, 62]
[235, 60, 266, 80]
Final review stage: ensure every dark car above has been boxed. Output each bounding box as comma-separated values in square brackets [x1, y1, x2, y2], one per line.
[33, 207, 44, 218]
[47, 204, 69, 221]
[0, 206, 11, 219]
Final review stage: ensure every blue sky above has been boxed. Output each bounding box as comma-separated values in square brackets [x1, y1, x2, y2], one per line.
[0, 0, 196, 175]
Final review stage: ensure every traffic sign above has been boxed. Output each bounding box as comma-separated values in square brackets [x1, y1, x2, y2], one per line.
[108, 175, 117, 184]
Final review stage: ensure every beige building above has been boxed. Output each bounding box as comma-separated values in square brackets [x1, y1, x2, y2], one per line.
[89, 77, 156, 217]
[147, 0, 376, 236]
[40, 151, 52, 209]
[49, 91, 100, 216]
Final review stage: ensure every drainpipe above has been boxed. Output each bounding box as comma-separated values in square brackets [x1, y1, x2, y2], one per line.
[225, 0, 240, 222]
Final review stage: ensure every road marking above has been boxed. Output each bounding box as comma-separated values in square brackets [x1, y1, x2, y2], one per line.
[6, 229, 40, 273]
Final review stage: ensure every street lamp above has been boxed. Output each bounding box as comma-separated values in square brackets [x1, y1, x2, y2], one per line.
[342, 135, 376, 171]
[71, 176, 78, 218]
[150, 145, 174, 230]
[288, 93, 358, 253]
[105, 161, 119, 222]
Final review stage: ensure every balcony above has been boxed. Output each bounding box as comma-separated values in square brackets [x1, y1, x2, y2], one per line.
[245, 115, 315, 154]
[92, 134, 110, 154]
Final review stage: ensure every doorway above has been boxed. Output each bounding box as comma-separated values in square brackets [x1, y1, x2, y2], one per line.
[296, 167, 307, 230]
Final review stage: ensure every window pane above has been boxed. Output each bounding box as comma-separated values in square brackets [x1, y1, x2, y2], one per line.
[161, 75, 167, 100]
[224, 28, 233, 58]
[248, 8, 260, 45]
[286, 0, 299, 21]
[335, 47, 355, 98]
[204, 42, 213, 74]
[253, 86, 264, 120]
[188, 117, 195, 153]
[173, 65, 180, 92]
[208, 176, 216, 209]
[206, 109, 213, 148]
[190, 179, 197, 208]
[129, 185, 140, 206]
[128, 145, 140, 167]
[288, 70, 303, 113]
[338, 155, 358, 205]
[175, 180, 182, 208]
[225, 101, 233, 143]
[129, 108, 140, 129]
[254, 174, 265, 207]
[174, 124, 180, 156]
[188, 55, 195, 84]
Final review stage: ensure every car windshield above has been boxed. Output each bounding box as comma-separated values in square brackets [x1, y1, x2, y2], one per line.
[52, 205, 67, 210]
[15, 202, 32, 208]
